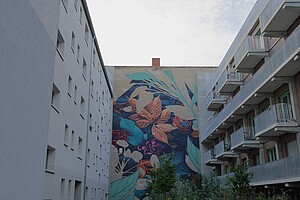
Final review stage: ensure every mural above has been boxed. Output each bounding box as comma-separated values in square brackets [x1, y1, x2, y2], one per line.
[110, 69, 201, 200]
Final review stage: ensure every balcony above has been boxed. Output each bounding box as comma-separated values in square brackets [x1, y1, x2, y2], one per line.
[234, 36, 268, 72]
[260, 0, 300, 37]
[204, 149, 222, 166]
[250, 153, 300, 186]
[231, 127, 262, 151]
[200, 25, 300, 143]
[206, 91, 226, 111]
[215, 140, 238, 159]
[217, 70, 244, 94]
[255, 103, 298, 138]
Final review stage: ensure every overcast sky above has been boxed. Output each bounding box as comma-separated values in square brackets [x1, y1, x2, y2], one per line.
[86, 0, 257, 66]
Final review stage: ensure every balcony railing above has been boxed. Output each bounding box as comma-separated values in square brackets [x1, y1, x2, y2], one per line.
[260, 0, 300, 36]
[234, 36, 268, 71]
[250, 153, 300, 186]
[231, 127, 247, 149]
[204, 149, 214, 164]
[231, 127, 261, 150]
[217, 154, 300, 186]
[206, 91, 227, 110]
[255, 103, 297, 137]
[217, 70, 244, 94]
[200, 25, 300, 143]
[215, 141, 235, 158]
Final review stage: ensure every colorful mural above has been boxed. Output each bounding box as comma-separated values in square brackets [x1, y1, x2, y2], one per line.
[110, 69, 201, 200]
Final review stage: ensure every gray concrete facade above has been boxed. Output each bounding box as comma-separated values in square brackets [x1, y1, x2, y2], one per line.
[0, 0, 56, 199]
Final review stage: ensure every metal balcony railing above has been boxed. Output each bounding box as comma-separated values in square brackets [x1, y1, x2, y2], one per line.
[231, 127, 247, 149]
[200, 26, 300, 143]
[206, 90, 227, 108]
[250, 153, 300, 185]
[204, 149, 215, 164]
[254, 103, 296, 136]
[235, 35, 268, 70]
[215, 141, 230, 158]
[217, 70, 244, 93]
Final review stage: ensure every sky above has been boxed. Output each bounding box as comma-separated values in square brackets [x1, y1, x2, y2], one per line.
[86, 0, 257, 66]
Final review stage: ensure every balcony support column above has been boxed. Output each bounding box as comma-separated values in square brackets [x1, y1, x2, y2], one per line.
[288, 79, 300, 154]
[274, 138, 283, 160]
[259, 147, 265, 164]
[289, 79, 300, 123]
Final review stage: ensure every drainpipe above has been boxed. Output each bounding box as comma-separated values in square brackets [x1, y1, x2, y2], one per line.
[83, 35, 96, 199]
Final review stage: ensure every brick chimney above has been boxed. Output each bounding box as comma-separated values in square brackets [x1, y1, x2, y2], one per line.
[152, 58, 160, 67]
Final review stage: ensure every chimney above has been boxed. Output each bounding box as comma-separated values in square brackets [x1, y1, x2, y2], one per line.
[152, 58, 160, 67]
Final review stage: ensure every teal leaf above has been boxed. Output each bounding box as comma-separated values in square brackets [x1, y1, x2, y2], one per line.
[163, 70, 175, 83]
[148, 81, 155, 89]
[126, 72, 153, 81]
[143, 133, 148, 141]
[120, 118, 145, 146]
[187, 137, 201, 172]
[125, 190, 135, 200]
[109, 169, 140, 200]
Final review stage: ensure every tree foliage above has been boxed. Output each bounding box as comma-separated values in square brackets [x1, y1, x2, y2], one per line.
[147, 154, 177, 199]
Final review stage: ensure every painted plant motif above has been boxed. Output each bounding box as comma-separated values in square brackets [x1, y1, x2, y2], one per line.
[110, 69, 201, 200]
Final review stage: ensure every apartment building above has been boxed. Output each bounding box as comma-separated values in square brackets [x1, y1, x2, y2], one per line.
[0, 0, 113, 200]
[199, 0, 300, 195]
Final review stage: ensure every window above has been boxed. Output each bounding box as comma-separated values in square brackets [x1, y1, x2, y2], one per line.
[80, 96, 85, 118]
[249, 116, 255, 139]
[71, 32, 75, 53]
[45, 145, 55, 173]
[64, 124, 69, 147]
[74, 85, 78, 104]
[79, 7, 83, 24]
[82, 58, 87, 81]
[51, 84, 60, 112]
[84, 24, 89, 45]
[92, 49, 96, 65]
[87, 149, 91, 167]
[97, 125, 100, 141]
[68, 180, 72, 200]
[78, 137, 83, 159]
[74, 180, 82, 200]
[91, 80, 94, 98]
[62, 0, 68, 12]
[56, 30, 65, 60]
[267, 147, 277, 162]
[67, 75, 72, 97]
[60, 178, 66, 200]
[71, 130, 75, 151]
[76, 45, 80, 63]
[74, 0, 78, 10]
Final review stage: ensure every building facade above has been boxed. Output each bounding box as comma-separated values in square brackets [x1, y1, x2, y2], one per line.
[199, 0, 300, 196]
[110, 60, 216, 199]
[0, 0, 113, 200]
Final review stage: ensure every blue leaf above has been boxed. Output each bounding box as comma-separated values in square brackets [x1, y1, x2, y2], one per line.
[120, 118, 145, 146]
[185, 83, 194, 101]
[126, 72, 153, 81]
[192, 84, 198, 106]
[187, 137, 201, 172]
[109, 169, 140, 200]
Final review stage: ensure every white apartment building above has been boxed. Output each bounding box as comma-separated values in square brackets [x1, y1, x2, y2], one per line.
[0, 0, 113, 200]
[199, 0, 300, 196]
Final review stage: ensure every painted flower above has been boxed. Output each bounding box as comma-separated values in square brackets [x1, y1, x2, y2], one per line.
[138, 139, 162, 156]
[172, 115, 192, 134]
[129, 96, 177, 144]
[112, 130, 128, 145]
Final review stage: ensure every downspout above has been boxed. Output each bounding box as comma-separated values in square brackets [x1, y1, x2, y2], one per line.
[83, 35, 96, 199]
